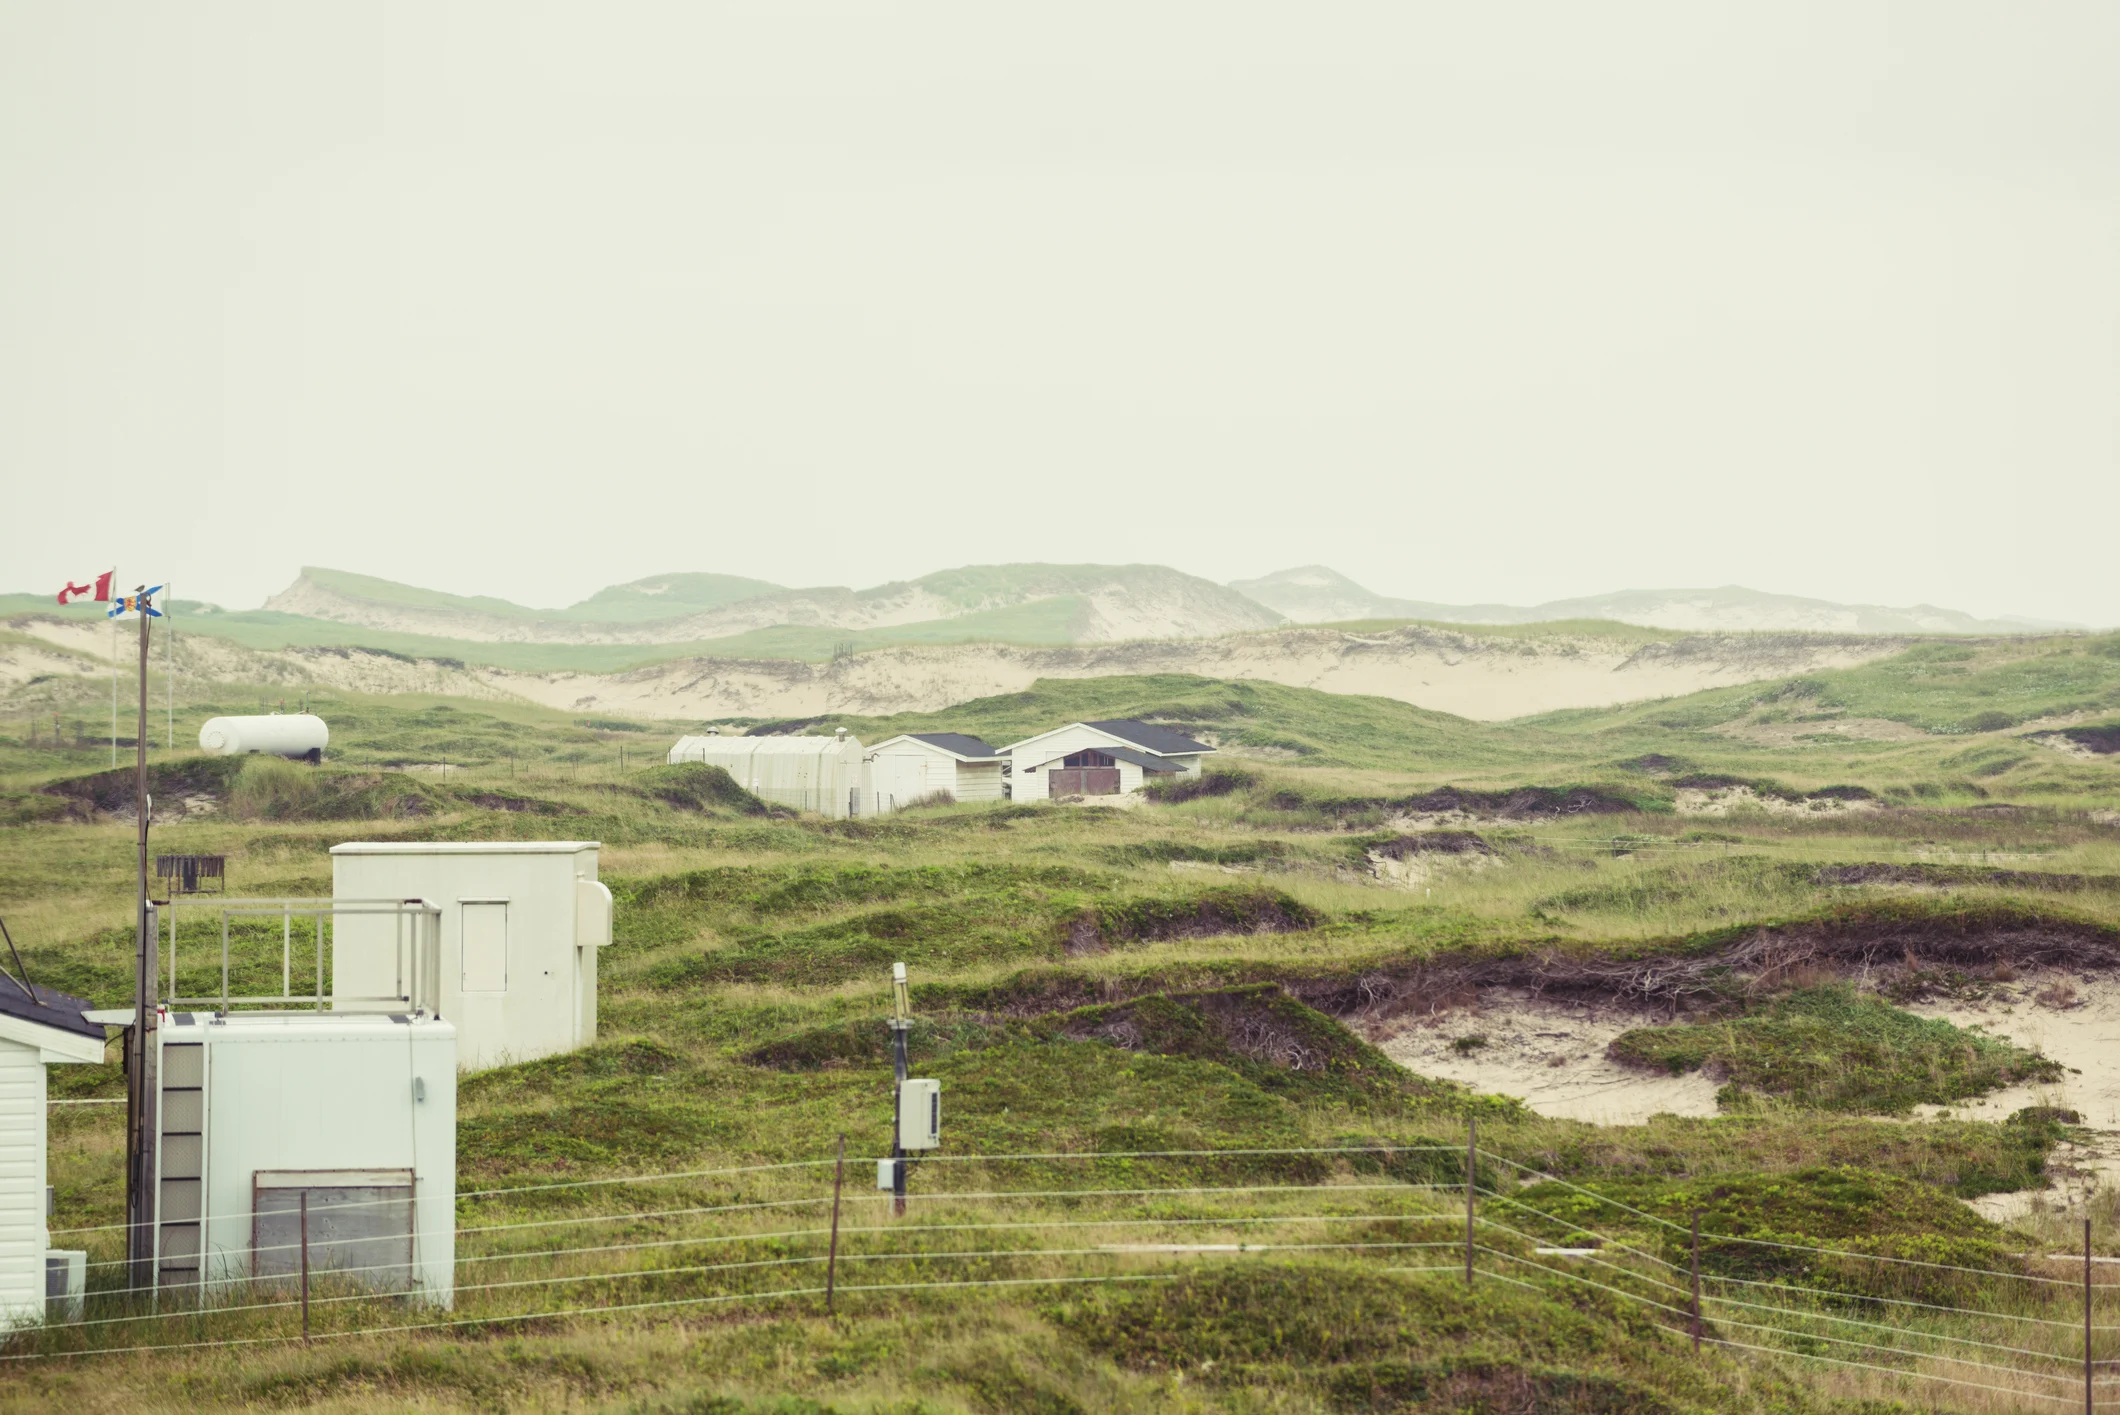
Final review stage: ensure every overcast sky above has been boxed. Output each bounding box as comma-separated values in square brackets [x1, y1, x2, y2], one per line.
[3, 3, 2115, 622]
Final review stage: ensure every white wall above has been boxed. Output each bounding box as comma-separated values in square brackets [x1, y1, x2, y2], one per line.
[175, 1014, 456, 1301]
[0, 1040, 44, 1327]
[954, 759, 1005, 802]
[332, 843, 607, 1072]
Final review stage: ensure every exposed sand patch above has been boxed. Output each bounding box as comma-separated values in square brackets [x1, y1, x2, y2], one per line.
[1368, 849, 1501, 888]
[1905, 976, 2120, 1221]
[1675, 785, 1880, 817]
[1378, 991, 1721, 1125]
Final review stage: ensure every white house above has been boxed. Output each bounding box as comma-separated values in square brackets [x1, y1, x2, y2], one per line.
[666, 730, 867, 818]
[331, 842, 613, 1072]
[1002, 720, 1215, 801]
[865, 734, 1005, 813]
[0, 985, 104, 1327]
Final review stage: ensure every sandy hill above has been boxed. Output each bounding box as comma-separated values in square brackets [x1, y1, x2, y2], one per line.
[263, 563, 1283, 646]
[1232, 565, 2079, 635]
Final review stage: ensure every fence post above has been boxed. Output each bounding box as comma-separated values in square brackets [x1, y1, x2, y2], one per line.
[2088, 1217, 2095, 1415]
[827, 1134, 846, 1316]
[1464, 1115, 1476, 1287]
[300, 1190, 311, 1347]
[1691, 1209, 1702, 1354]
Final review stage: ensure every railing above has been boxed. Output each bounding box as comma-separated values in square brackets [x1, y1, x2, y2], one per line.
[156, 897, 443, 1016]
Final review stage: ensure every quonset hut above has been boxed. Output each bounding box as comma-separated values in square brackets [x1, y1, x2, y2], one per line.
[665, 730, 867, 818]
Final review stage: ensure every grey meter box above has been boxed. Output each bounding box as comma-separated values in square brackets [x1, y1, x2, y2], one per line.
[898, 1078, 941, 1150]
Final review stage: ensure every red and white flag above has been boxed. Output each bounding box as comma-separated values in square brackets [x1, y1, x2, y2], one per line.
[57, 570, 114, 606]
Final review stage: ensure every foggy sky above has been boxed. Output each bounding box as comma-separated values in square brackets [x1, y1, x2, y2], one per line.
[3, 3, 2116, 623]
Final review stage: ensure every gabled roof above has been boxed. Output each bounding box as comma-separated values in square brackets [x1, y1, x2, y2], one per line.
[1084, 720, 1213, 756]
[885, 733, 1002, 761]
[999, 720, 1215, 759]
[1026, 745, 1187, 773]
[0, 980, 103, 1043]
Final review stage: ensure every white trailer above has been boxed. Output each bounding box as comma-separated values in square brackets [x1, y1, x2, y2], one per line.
[329, 842, 614, 1072]
[0, 990, 105, 1328]
[666, 729, 867, 818]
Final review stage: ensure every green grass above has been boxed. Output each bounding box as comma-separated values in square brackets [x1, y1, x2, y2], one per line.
[1608, 984, 2066, 1114]
[7, 663, 2120, 1412]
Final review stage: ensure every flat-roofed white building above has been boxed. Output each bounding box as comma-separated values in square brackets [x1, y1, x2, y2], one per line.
[330, 842, 613, 1072]
[865, 734, 1005, 812]
[1002, 720, 1214, 801]
[666, 730, 867, 818]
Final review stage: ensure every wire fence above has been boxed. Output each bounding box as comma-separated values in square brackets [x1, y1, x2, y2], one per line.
[22, 1136, 2120, 1411]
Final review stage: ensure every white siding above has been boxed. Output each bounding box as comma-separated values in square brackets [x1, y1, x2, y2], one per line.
[0, 1040, 45, 1327]
[1006, 725, 1126, 802]
[332, 843, 602, 1073]
[954, 760, 1005, 802]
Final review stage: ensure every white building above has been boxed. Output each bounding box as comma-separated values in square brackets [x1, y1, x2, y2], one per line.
[865, 734, 1005, 813]
[1002, 720, 1215, 801]
[666, 730, 867, 818]
[146, 1011, 456, 1301]
[0, 987, 103, 1327]
[331, 842, 613, 1072]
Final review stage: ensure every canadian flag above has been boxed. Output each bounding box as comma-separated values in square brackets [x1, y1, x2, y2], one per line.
[57, 570, 114, 606]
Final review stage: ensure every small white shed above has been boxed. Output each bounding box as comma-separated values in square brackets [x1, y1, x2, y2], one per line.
[0, 987, 105, 1327]
[330, 842, 613, 1072]
[1002, 720, 1214, 802]
[666, 730, 867, 818]
[865, 734, 1005, 813]
[147, 1011, 456, 1301]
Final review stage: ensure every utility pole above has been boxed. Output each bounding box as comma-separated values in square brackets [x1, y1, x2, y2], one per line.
[890, 962, 910, 1216]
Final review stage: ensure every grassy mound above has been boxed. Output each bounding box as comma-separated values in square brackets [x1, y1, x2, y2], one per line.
[1059, 1261, 1807, 1413]
[1509, 1163, 2033, 1302]
[631, 762, 771, 815]
[1608, 984, 2065, 1113]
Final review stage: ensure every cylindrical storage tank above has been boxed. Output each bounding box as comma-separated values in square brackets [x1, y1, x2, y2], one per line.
[198, 714, 330, 760]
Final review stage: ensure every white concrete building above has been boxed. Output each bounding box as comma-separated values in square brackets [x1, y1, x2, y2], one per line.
[666, 730, 867, 818]
[0, 986, 104, 1327]
[865, 734, 1005, 812]
[331, 842, 613, 1072]
[1002, 720, 1214, 801]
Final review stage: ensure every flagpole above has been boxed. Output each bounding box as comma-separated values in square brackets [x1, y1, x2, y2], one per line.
[125, 590, 158, 1289]
[110, 593, 118, 768]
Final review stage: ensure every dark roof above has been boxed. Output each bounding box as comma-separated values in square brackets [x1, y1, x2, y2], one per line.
[1085, 720, 1213, 756]
[905, 733, 1001, 760]
[1027, 745, 1187, 773]
[0, 980, 103, 1041]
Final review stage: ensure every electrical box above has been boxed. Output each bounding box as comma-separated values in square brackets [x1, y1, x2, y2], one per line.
[876, 1159, 896, 1190]
[898, 1078, 940, 1151]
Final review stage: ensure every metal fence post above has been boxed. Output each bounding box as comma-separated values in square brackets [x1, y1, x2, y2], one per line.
[300, 1191, 312, 1347]
[827, 1134, 846, 1316]
[2088, 1217, 2095, 1415]
[1691, 1210, 1702, 1353]
[1464, 1116, 1477, 1287]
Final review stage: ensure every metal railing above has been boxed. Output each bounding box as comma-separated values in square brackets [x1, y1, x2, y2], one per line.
[157, 897, 444, 1017]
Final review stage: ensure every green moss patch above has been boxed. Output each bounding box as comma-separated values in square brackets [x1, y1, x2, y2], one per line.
[1608, 984, 2063, 1113]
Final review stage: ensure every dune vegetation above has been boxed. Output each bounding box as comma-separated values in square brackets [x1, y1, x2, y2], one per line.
[3, 642, 2120, 1412]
